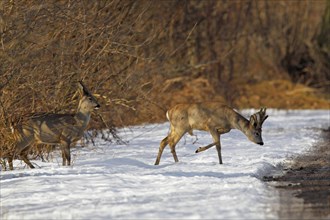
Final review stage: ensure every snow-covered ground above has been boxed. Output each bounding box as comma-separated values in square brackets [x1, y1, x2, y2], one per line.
[1, 110, 329, 219]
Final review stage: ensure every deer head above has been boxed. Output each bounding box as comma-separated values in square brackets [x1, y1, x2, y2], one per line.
[77, 81, 100, 112]
[246, 108, 268, 145]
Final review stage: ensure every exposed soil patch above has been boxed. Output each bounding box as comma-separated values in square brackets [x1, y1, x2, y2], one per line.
[264, 128, 330, 219]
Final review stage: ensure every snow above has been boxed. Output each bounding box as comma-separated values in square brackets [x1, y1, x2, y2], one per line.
[1, 109, 329, 219]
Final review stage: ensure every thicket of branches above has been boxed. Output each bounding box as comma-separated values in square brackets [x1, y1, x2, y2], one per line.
[1, 0, 329, 166]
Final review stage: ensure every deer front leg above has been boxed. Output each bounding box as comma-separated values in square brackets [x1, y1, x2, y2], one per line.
[215, 140, 223, 164]
[210, 130, 222, 164]
[61, 141, 71, 166]
[61, 150, 66, 166]
[8, 156, 14, 170]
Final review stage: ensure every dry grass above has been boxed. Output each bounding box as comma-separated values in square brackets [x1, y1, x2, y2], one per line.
[236, 80, 330, 109]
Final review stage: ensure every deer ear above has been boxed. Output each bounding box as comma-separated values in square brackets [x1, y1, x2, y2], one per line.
[259, 108, 265, 114]
[77, 82, 84, 96]
[250, 115, 257, 127]
[263, 115, 269, 123]
[78, 81, 83, 89]
[78, 81, 90, 96]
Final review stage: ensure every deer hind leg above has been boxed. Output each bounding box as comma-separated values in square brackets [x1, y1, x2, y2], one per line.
[0, 159, 7, 171]
[154, 136, 169, 165]
[168, 131, 185, 163]
[154, 130, 185, 165]
[13, 137, 34, 170]
[168, 137, 179, 163]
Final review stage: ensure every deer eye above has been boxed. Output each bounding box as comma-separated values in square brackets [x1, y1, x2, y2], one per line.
[255, 132, 260, 136]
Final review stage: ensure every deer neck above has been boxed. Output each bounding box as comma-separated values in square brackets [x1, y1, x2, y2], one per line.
[75, 109, 91, 128]
[229, 110, 250, 134]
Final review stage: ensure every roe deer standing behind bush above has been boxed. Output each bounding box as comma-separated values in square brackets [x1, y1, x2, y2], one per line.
[8, 81, 100, 170]
[154, 102, 268, 165]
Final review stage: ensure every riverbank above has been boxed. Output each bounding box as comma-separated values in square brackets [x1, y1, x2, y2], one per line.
[264, 128, 330, 219]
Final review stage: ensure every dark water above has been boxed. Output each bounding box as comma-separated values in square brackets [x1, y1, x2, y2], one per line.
[264, 129, 330, 219]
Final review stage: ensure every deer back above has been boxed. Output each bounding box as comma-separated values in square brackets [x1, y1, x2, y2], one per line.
[167, 102, 233, 132]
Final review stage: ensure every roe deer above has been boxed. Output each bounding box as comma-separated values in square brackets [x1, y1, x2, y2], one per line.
[8, 81, 100, 170]
[154, 102, 268, 165]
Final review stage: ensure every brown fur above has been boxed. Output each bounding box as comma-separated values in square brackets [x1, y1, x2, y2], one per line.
[154, 102, 268, 165]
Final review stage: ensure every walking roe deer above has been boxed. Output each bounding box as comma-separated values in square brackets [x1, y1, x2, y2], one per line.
[8, 81, 100, 170]
[154, 102, 268, 165]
